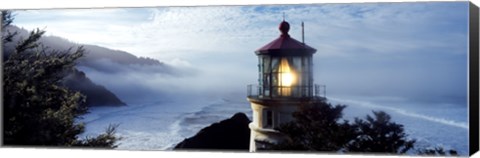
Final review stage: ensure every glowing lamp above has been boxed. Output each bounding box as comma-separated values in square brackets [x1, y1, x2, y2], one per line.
[279, 58, 295, 87]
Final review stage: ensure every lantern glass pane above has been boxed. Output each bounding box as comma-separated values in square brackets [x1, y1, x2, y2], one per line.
[256, 54, 313, 98]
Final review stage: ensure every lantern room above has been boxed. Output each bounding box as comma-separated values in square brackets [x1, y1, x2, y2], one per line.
[253, 20, 317, 98]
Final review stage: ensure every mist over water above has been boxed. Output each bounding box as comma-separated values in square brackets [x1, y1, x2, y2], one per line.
[76, 53, 256, 105]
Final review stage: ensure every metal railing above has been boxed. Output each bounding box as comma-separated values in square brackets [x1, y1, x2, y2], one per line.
[247, 84, 326, 99]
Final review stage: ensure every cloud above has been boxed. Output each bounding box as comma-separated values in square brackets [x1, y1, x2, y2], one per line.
[12, 2, 469, 105]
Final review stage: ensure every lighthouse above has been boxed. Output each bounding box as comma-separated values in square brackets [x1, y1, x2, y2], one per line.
[247, 19, 325, 151]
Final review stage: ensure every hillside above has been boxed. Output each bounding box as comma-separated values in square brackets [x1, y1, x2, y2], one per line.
[2, 25, 173, 106]
[3, 26, 171, 73]
[62, 69, 126, 106]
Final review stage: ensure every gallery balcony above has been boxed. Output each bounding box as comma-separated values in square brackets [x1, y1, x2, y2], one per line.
[247, 84, 326, 101]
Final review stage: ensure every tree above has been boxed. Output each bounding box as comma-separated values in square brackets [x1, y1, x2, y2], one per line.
[346, 111, 415, 154]
[271, 101, 356, 152]
[2, 11, 17, 43]
[269, 100, 416, 154]
[2, 11, 119, 147]
[74, 124, 120, 148]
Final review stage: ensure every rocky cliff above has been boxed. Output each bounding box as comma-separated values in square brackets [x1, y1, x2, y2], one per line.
[174, 113, 251, 151]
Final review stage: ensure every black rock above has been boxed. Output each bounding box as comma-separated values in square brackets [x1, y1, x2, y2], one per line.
[174, 112, 251, 151]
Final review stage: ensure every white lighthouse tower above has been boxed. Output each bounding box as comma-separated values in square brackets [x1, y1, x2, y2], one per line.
[247, 19, 325, 151]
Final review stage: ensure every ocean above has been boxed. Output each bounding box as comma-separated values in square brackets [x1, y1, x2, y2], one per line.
[79, 94, 468, 155]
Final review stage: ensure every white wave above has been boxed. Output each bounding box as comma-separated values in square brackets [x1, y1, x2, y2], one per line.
[329, 97, 468, 129]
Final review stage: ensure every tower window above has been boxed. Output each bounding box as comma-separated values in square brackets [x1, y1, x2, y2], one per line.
[266, 110, 273, 128]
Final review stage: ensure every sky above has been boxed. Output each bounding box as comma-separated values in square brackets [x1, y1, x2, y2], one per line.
[10, 2, 469, 105]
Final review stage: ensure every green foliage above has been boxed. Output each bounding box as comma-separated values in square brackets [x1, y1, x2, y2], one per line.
[74, 124, 121, 148]
[1, 10, 14, 28]
[3, 29, 85, 146]
[1, 10, 17, 43]
[347, 111, 415, 154]
[270, 100, 417, 154]
[272, 101, 356, 151]
[2, 12, 119, 148]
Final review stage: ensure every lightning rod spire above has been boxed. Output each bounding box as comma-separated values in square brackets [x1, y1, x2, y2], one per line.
[302, 21, 305, 44]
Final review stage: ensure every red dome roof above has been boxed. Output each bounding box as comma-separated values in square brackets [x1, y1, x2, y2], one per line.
[255, 20, 316, 56]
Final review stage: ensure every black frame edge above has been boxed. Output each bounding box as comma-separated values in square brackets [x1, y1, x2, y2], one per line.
[469, 1, 480, 156]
